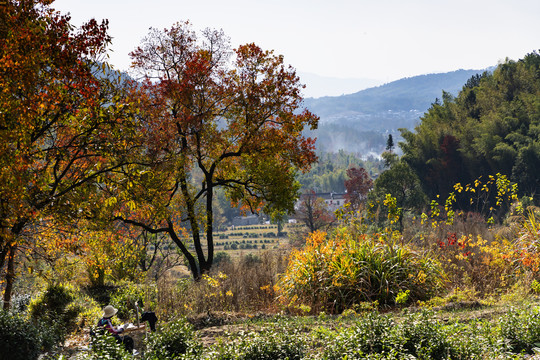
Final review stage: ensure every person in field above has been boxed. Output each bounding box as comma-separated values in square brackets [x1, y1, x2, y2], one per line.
[97, 305, 135, 354]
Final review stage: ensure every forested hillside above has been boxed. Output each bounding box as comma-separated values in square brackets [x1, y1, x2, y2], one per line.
[306, 69, 490, 117]
[373, 51, 540, 219]
[296, 151, 385, 193]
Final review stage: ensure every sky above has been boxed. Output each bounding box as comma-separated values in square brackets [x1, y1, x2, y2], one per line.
[52, 0, 540, 97]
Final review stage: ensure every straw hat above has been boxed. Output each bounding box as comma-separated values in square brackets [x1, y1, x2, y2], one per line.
[102, 305, 118, 318]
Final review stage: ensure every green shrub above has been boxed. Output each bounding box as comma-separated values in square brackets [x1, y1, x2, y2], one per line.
[214, 251, 232, 268]
[74, 294, 102, 330]
[321, 312, 396, 359]
[80, 330, 132, 360]
[110, 281, 157, 320]
[444, 320, 500, 359]
[394, 310, 453, 359]
[206, 329, 305, 360]
[499, 306, 540, 354]
[214, 252, 232, 268]
[0, 310, 43, 360]
[144, 318, 202, 359]
[28, 284, 73, 320]
[320, 310, 499, 359]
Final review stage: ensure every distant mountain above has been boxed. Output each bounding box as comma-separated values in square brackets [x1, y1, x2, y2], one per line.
[303, 68, 492, 154]
[299, 72, 382, 98]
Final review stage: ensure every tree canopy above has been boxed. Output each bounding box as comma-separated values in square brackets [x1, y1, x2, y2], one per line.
[105, 22, 319, 280]
[344, 167, 373, 210]
[0, 0, 136, 307]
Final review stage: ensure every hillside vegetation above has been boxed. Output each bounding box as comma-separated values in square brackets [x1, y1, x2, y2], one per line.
[396, 51, 540, 206]
[4, 1, 540, 359]
[305, 69, 489, 117]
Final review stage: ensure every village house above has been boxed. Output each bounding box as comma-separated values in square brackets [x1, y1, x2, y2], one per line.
[316, 192, 347, 212]
[295, 192, 347, 213]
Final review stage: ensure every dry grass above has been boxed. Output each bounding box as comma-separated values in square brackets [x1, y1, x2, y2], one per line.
[117, 212, 540, 321]
[153, 250, 290, 320]
[401, 210, 540, 298]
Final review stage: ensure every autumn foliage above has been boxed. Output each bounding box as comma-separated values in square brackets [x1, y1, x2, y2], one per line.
[4, 4, 540, 343]
[0, 0, 138, 308]
[344, 167, 373, 210]
[278, 229, 446, 313]
[295, 190, 335, 234]
[106, 21, 319, 280]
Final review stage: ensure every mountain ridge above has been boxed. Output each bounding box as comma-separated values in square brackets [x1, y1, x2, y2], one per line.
[303, 68, 493, 154]
[299, 72, 382, 98]
[304, 68, 491, 119]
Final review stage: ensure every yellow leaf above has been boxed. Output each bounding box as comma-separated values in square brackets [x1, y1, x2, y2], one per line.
[126, 200, 136, 211]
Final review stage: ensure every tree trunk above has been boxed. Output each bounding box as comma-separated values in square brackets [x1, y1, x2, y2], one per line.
[167, 220, 201, 281]
[178, 166, 207, 280]
[3, 244, 16, 310]
[0, 243, 7, 275]
[203, 182, 214, 274]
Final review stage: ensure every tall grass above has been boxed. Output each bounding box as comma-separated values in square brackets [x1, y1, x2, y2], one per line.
[155, 251, 288, 319]
[277, 228, 446, 313]
[402, 207, 540, 297]
[514, 209, 540, 275]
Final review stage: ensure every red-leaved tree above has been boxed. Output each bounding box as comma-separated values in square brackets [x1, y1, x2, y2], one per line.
[344, 167, 373, 211]
[105, 22, 319, 280]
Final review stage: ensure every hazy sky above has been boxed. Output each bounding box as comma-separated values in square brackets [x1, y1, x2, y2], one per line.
[52, 0, 540, 96]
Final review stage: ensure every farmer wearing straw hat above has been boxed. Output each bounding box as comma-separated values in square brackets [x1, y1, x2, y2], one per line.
[97, 305, 135, 354]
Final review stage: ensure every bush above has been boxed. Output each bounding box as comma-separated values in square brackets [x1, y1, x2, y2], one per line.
[144, 318, 202, 359]
[414, 217, 515, 295]
[394, 310, 505, 359]
[80, 330, 132, 360]
[0, 310, 41, 360]
[28, 284, 73, 320]
[499, 306, 540, 354]
[320, 310, 497, 359]
[394, 310, 453, 359]
[214, 251, 233, 268]
[110, 281, 157, 321]
[321, 312, 396, 359]
[444, 320, 498, 359]
[205, 329, 305, 360]
[74, 294, 102, 330]
[278, 229, 446, 313]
